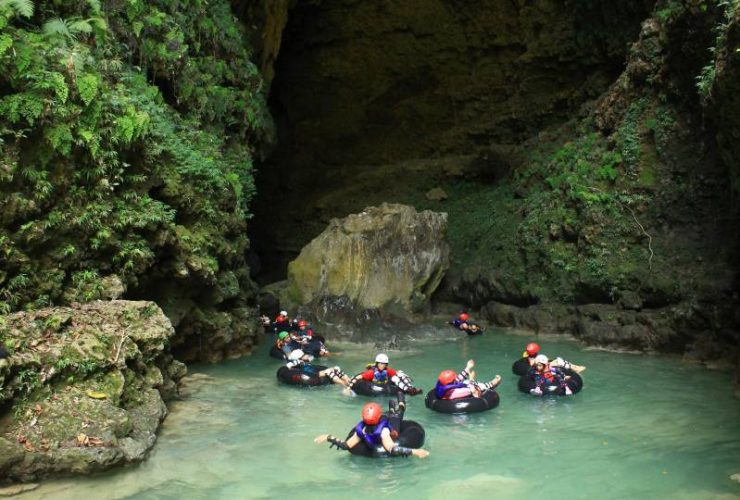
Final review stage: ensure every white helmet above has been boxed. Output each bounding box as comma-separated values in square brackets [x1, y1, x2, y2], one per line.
[280, 310, 288, 317]
[534, 354, 549, 365]
[375, 353, 389, 364]
[288, 349, 305, 361]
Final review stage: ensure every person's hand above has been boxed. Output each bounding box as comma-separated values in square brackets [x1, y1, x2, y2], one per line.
[466, 359, 475, 371]
[412, 449, 430, 458]
[314, 434, 329, 444]
[491, 375, 502, 385]
[564, 375, 572, 381]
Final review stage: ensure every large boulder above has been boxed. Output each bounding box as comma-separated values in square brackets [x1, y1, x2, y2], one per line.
[285, 203, 449, 320]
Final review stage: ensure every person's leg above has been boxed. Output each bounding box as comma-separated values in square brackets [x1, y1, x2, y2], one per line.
[320, 366, 350, 386]
[391, 372, 421, 395]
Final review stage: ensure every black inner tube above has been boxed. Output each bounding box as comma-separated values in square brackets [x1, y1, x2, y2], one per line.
[351, 380, 401, 397]
[269, 345, 287, 360]
[512, 358, 531, 376]
[517, 369, 583, 395]
[276, 365, 331, 386]
[425, 389, 500, 414]
[347, 420, 426, 457]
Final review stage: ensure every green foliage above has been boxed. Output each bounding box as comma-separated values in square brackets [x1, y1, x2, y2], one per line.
[0, 0, 269, 311]
[519, 132, 625, 208]
[694, 0, 740, 101]
[696, 62, 716, 98]
[16, 368, 41, 394]
[0, 0, 33, 19]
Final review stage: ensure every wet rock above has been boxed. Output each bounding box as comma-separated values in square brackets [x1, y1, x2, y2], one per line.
[285, 203, 449, 320]
[0, 301, 184, 483]
[618, 290, 643, 311]
[425, 187, 448, 201]
[0, 483, 39, 496]
[452, 267, 538, 308]
[483, 302, 519, 327]
[100, 275, 126, 300]
[258, 280, 288, 314]
[731, 472, 740, 483]
[0, 438, 23, 472]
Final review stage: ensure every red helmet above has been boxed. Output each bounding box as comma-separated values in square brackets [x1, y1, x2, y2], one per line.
[525, 342, 540, 357]
[438, 370, 457, 385]
[361, 402, 383, 425]
[298, 319, 308, 328]
[459, 312, 470, 321]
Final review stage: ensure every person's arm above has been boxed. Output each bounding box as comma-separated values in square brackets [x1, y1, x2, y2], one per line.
[380, 429, 429, 458]
[314, 432, 360, 451]
[286, 359, 303, 369]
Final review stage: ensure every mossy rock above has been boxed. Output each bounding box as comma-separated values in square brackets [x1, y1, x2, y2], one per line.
[285, 203, 450, 319]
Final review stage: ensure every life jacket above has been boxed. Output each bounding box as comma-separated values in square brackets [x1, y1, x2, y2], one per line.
[535, 366, 564, 388]
[354, 417, 395, 447]
[434, 380, 467, 399]
[372, 367, 389, 384]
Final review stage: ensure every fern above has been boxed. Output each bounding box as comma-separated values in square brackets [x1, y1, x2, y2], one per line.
[86, 0, 101, 15]
[42, 16, 105, 45]
[42, 18, 74, 42]
[0, 0, 33, 18]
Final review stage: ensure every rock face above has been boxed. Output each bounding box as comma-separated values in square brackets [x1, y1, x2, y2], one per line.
[0, 301, 186, 483]
[285, 204, 449, 320]
[250, 0, 652, 279]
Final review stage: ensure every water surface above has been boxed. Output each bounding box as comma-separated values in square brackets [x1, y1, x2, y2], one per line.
[22, 327, 740, 499]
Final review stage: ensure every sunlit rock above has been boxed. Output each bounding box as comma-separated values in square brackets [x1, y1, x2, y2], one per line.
[285, 203, 449, 321]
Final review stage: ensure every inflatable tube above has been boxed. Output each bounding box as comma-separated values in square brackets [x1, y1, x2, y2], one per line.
[276, 365, 331, 387]
[347, 420, 426, 457]
[517, 370, 583, 396]
[269, 345, 287, 360]
[302, 338, 327, 357]
[424, 389, 500, 414]
[351, 380, 402, 397]
[466, 323, 484, 335]
[512, 358, 531, 376]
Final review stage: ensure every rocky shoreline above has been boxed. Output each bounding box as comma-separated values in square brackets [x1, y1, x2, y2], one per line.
[0, 301, 186, 483]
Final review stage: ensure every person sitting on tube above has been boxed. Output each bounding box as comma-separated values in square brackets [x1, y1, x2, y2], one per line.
[313, 400, 429, 458]
[285, 349, 352, 387]
[529, 354, 573, 396]
[349, 353, 423, 395]
[435, 359, 501, 399]
[521, 342, 585, 373]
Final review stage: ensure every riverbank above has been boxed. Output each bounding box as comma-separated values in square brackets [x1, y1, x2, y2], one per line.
[0, 301, 186, 483]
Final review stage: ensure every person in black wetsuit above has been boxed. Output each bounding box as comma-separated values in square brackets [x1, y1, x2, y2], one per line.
[314, 394, 429, 458]
[285, 349, 351, 387]
[448, 312, 483, 335]
[271, 310, 291, 334]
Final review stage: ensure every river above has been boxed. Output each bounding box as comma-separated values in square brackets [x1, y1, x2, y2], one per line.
[21, 326, 740, 499]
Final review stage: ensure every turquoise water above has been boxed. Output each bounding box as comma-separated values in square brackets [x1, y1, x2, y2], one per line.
[22, 327, 740, 499]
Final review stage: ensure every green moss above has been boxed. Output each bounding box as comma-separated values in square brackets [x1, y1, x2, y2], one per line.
[0, 0, 269, 313]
